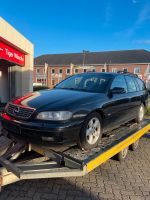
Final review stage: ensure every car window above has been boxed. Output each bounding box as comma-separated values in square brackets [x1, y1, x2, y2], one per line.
[110, 75, 127, 92]
[135, 77, 146, 91]
[133, 77, 140, 91]
[125, 76, 137, 92]
[83, 77, 98, 88]
[55, 74, 111, 93]
[58, 76, 83, 89]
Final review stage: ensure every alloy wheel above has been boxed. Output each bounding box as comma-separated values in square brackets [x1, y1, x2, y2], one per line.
[86, 117, 101, 145]
[139, 105, 144, 121]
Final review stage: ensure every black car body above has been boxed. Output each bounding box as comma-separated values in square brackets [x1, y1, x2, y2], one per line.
[1, 72, 149, 149]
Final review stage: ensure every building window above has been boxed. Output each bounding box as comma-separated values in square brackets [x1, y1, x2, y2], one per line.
[134, 67, 140, 74]
[147, 67, 150, 74]
[59, 78, 63, 82]
[123, 68, 128, 72]
[59, 69, 63, 74]
[101, 68, 106, 72]
[37, 78, 41, 82]
[84, 69, 87, 73]
[66, 68, 70, 74]
[92, 69, 96, 72]
[51, 69, 55, 74]
[37, 69, 40, 73]
[74, 68, 78, 74]
[112, 68, 118, 73]
[52, 79, 55, 86]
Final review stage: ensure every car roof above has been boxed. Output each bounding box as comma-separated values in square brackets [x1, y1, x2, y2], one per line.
[82, 72, 138, 78]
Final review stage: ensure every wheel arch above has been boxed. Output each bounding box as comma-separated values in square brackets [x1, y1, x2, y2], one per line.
[93, 109, 105, 126]
[141, 101, 147, 113]
[142, 101, 146, 107]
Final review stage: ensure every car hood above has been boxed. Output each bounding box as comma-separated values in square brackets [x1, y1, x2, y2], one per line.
[11, 89, 106, 111]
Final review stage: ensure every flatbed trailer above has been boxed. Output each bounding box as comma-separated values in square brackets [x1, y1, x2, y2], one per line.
[0, 119, 150, 189]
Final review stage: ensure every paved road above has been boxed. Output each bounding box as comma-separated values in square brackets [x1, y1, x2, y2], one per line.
[0, 134, 149, 200]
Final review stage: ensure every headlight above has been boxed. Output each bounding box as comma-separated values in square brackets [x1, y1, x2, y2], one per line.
[36, 111, 72, 121]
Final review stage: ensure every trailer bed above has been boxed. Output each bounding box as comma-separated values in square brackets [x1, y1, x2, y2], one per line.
[0, 119, 149, 188]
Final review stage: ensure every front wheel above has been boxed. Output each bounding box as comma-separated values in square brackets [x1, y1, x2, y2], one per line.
[134, 104, 145, 123]
[78, 112, 102, 150]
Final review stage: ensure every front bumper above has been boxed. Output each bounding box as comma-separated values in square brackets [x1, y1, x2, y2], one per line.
[1, 113, 83, 146]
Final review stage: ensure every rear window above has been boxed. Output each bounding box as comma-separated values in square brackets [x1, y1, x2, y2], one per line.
[135, 78, 146, 91]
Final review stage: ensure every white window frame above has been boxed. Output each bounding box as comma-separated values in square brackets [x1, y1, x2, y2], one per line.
[51, 68, 55, 74]
[147, 67, 150, 74]
[134, 67, 140, 74]
[37, 78, 42, 82]
[36, 68, 40, 73]
[112, 68, 118, 73]
[59, 68, 63, 74]
[74, 68, 78, 74]
[101, 68, 106, 72]
[66, 68, 70, 74]
[122, 68, 128, 72]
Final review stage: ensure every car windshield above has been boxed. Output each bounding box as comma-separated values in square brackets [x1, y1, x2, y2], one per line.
[55, 73, 112, 93]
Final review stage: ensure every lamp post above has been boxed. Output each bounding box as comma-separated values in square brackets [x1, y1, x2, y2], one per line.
[44, 63, 48, 86]
[82, 50, 89, 66]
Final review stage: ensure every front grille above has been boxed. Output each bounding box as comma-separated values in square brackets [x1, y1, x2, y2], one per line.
[6, 103, 35, 120]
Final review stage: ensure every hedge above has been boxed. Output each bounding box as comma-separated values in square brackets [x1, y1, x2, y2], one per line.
[33, 85, 49, 91]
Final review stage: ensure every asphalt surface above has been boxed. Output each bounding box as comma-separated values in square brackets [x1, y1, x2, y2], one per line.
[0, 130, 149, 200]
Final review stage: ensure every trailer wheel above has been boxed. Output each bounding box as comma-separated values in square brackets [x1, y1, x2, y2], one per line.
[78, 112, 102, 150]
[116, 147, 128, 161]
[130, 139, 139, 151]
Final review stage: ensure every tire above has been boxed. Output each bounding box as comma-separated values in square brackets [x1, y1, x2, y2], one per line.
[115, 147, 128, 161]
[78, 112, 102, 150]
[134, 104, 145, 123]
[130, 139, 139, 151]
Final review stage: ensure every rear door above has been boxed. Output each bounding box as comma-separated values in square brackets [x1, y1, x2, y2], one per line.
[103, 75, 130, 131]
[124, 75, 140, 118]
[134, 77, 148, 108]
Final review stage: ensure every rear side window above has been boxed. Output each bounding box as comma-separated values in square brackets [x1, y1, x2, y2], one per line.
[110, 75, 127, 92]
[135, 78, 146, 91]
[133, 77, 140, 91]
[125, 76, 137, 92]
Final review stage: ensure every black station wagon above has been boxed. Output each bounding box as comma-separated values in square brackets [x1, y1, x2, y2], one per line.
[1, 72, 148, 150]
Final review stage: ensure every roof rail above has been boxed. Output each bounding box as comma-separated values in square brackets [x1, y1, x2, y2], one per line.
[117, 71, 138, 77]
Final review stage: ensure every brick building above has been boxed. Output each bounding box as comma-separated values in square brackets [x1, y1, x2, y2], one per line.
[34, 49, 150, 89]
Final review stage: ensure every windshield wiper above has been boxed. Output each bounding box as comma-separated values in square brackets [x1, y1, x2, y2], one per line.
[57, 88, 77, 90]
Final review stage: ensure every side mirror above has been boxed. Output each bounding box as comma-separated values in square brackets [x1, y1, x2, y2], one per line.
[111, 87, 126, 94]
